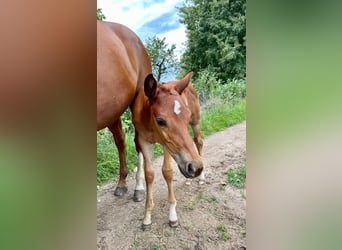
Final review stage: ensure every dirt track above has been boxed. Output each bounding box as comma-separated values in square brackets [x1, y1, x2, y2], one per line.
[97, 121, 246, 250]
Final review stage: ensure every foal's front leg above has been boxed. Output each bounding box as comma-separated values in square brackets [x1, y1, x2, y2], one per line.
[162, 148, 178, 227]
[139, 137, 154, 229]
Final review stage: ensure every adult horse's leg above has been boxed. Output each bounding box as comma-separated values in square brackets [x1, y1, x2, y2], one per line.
[139, 136, 154, 230]
[162, 148, 178, 227]
[192, 123, 205, 185]
[108, 118, 128, 196]
[133, 131, 145, 202]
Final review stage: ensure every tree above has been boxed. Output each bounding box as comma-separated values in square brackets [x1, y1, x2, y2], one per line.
[144, 36, 180, 82]
[97, 8, 106, 20]
[178, 0, 246, 81]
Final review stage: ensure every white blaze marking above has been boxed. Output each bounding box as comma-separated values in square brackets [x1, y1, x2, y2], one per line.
[174, 100, 181, 115]
[169, 203, 178, 222]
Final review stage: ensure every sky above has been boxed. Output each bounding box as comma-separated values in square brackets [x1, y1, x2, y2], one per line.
[97, 0, 187, 57]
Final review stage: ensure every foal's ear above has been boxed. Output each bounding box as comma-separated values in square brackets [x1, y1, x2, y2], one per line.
[144, 73, 158, 99]
[174, 72, 193, 94]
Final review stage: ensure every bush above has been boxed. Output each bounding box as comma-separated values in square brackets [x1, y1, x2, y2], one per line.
[212, 78, 246, 103]
[191, 69, 221, 104]
[192, 69, 246, 105]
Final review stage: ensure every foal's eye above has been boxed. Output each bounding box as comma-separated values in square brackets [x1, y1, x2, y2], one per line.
[156, 117, 167, 127]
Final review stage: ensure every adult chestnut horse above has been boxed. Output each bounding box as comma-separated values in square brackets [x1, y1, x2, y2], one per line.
[97, 20, 152, 196]
[131, 72, 204, 228]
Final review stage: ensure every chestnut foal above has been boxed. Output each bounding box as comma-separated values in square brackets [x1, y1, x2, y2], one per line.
[131, 72, 204, 228]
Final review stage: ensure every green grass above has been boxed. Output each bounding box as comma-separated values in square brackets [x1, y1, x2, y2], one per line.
[200, 98, 246, 137]
[151, 242, 162, 250]
[96, 130, 138, 185]
[96, 130, 164, 185]
[226, 165, 246, 188]
[97, 98, 246, 185]
[216, 223, 231, 241]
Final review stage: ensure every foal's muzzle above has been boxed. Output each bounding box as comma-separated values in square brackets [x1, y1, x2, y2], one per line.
[178, 161, 203, 179]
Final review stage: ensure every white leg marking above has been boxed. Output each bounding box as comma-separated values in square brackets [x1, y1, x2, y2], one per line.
[199, 170, 205, 180]
[174, 100, 181, 115]
[199, 169, 205, 184]
[169, 203, 178, 222]
[135, 152, 145, 190]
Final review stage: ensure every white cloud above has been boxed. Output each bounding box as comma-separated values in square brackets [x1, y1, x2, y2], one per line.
[97, 0, 187, 64]
[157, 26, 187, 59]
[97, 0, 183, 32]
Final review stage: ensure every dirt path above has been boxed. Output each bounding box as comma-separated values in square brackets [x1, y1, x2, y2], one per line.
[97, 121, 246, 250]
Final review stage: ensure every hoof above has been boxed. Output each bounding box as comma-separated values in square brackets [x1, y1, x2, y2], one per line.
[114, 186, 128, 197]
[133, 190, 145, 202]
[169, 220, 179, 228]
[141, 223, 151, 231]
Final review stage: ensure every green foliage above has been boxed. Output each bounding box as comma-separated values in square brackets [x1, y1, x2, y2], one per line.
[191, 69, 246, 105]
[179, 0, 246, 81]
[121, 109, 134, 134]
[144, 36, 180, 82]
[96, 128, 137, 185]
[226, 165, 246, 188]
[97, 8, 106, 20]
[190, 69, 221, 103]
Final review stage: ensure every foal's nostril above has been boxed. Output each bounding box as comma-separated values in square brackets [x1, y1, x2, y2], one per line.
[186, 162, 195, 177]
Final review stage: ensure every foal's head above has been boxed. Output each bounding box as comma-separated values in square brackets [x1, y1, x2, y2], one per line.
[144, 72, 203, 178]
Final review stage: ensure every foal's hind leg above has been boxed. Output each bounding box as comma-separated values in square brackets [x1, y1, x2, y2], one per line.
[108, 118, 128, 196]
[192, 123, 203, 156]
[192, 123, 205, 185]
[133, 131, 145, 202]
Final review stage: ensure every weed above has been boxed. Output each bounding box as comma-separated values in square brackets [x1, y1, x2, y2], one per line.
[226, 165, 246, 188]
[151, 242, 162, 250]
[207, 195, 219, 204]
[182, 222, 190, 231]
[216, 223, 231, 241]
[184, 203, 195, 212]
